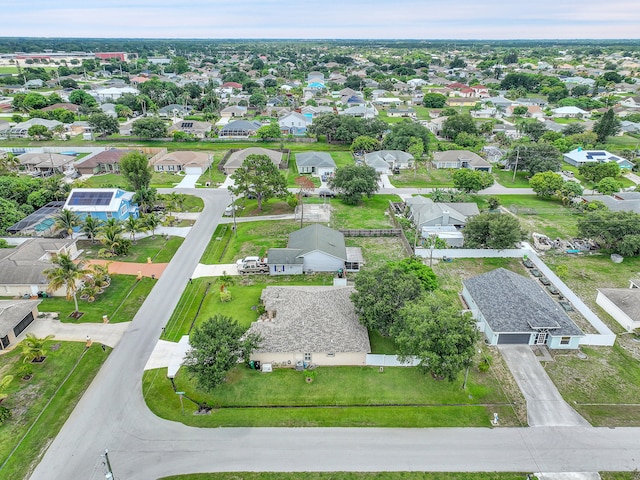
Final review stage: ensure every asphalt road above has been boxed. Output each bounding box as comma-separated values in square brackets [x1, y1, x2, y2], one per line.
[28, 186, 640, 480]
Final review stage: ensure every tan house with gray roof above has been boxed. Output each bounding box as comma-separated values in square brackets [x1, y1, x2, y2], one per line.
[151, 150, 211, 175]
[247, 286, 370, 366]
[223, 147, 284, 175]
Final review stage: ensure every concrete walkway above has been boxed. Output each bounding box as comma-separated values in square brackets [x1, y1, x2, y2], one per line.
[379, 173, 395, 189]
[535, 473, 601, 480]
[192, 263, 239, 277]
[144, 335, 190, 377]
[175, 173, 200, 189]
[219, 175, 235, 189]
[499, 345, 590, 427]
[22, 317, 130, 348]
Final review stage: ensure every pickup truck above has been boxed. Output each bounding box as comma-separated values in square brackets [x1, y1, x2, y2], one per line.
[238, 260, 269, 274]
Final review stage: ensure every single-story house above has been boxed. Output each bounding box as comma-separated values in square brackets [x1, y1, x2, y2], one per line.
[445, 97, 479, 108]
[553, 106, 589, 118]
[563, 148, 633, 169]
[421, 225, 464, 248]
[406, 196, 479, 228]
[90, 86, 138, 102]
[152, 150, 210, 174]
[580, 193, 640, 213]
[278, 112, 312, 136]
[158, 104, 193, 118]
[6, 118, 63, 138]
[364, 150, 414, 174]
[63, 188, 139, 222]
[387, 108, 417, 119]
[18, 152, 76, 175]
[167, 120, 212, 139]
[462, 268, 584, 349]
[41, 102, 80, 114]
[218, 120, 262, 138]
[432, 150, 492, 172]
[75, 149, 133, 175]
[339, 105, 378, 119]
[268, 224, 362, 275]
[0, 238, 79, 298]
[220, 106, 248, 118]
[223, 147, 284, 175]
[596, 286, 640, 332]
[246, 286, 370, 366]
[0, 299, 42, 350]
[295, 152, 336, 177]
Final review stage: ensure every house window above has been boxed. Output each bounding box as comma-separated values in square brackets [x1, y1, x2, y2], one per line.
[560, 336, 571, 345]
[106, 212, 113, 218]
[304, 353, 311, 362]
[327, 352, 335, 357]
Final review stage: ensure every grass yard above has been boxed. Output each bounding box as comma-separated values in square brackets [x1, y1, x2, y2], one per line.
[492, 169, 531, 188]
[331, 150, 355, 168]
[560, 162, 636, 191]
[345, 236, 409, 269]
[553, 117, 585, 124]
[492, 194, 580, 239]
[234, 198, 296, 217]
[143, 358, 519, 428]
[368, 330, 398, 354]
[0, 341, 110, 480]
[38, 275, 155, 323]
[330, 195, 400, 229]
[201, 221, 299, 264]
[160, 473, 532, 480]
[546, 344, 640, 426]
[161, 274, 335, 341]
[389, 164, 455, 188]
[78, 236, 184, 263]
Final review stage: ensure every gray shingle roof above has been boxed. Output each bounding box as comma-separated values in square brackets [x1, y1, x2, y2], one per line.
[248, 286, 370, 353]
[0, 300, 40, 336]
[288, 224, 346, 261]
[0, 238, 75, 285]
[295, 152, 336, 169]
[463, 268, 583, 336]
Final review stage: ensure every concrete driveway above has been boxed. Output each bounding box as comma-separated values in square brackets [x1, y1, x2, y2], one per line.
[499, 345, 589, 427]
[175, 173, 200, 188]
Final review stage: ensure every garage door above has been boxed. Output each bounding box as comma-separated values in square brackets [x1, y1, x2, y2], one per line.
[184, 167, 202, 175]
[497, 333, 531, 344]
[13, 311, 34, 337]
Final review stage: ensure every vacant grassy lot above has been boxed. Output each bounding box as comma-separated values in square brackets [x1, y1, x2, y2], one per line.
[234, 198, 296, 217]
[78, 236, 184, 263]
[389, 165, 455, 188]
[332, 150, 355, 168]
[38, 275, 155, 323]
[331, 195, 399, 229]
[161, 274, 334, 342]
[492, 169, 531, 188]
[160, 473, 531, 480]
[201, 221, 299, 264]
[345, 236, 409, 269]
[0, 341, 110, 480]
[546, 344, 640, 426]
[143, 358, 519, 428]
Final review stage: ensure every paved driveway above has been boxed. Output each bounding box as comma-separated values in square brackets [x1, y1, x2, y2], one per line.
[500, 345, 589, 427]
[175, 173, 200, 188]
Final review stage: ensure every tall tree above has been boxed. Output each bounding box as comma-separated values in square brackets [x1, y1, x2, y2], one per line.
[87, 113, 119, 138]
[505, 144, 561, 174]
[529, 171, 564, 198]
[81, 216, 103, 244]
[133, 186, 157, 214]
[123, 216, 141, 243]
[229, 154, 288, 211]
[350, 135, 380, 154]
[294, 176, 315, 227]
[452, 169, 494, 193]
[184, 315, 261, 392]
[54, 209, 81, 237]
[394, 292, 479, 382]
[441, 114, 477, 140]
[595, 177, 621, 195]
[593, 108, 621, 143]
[142, 212, 161, 238]
[463, 213, 526, 249]
[255, 122, 281, 141]
[43, 254, 89, 314]
[131, 116, 167, 139]
[120, 152, 152, 191]
[352, 262, 424, 336]
[329, 165, 379, 205]
[383, 121, 430, 152]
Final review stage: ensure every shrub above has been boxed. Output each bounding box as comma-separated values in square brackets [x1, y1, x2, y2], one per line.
[220, 290, 232, 302]
[0, 406, 11, 425]
[478, 356, 492, 373]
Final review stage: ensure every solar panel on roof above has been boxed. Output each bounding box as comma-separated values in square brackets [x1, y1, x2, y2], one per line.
[68, 191, 113, 206]
[182, 122, 193, 128]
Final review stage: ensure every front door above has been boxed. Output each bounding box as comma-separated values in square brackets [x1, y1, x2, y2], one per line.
[535, 332, 548, 345]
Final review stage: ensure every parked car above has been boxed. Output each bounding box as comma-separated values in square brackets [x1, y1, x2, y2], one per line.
[539, 277, 551, 286]
[522, 259, 534, 268]
[236, 256, 266, 265]
[224, 204, 240, 216]
[318, 189, 336, 198]
[530, 268, 542, 278]
[238, 260, 269, 274]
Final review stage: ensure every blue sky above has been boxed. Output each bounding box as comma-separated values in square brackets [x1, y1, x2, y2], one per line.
[4, 0, 639, 39]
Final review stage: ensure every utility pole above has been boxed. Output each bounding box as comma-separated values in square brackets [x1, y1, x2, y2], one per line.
[512, 145, 520, 183]
[102, 449, 114, 479]
[230, 193, 237, 237]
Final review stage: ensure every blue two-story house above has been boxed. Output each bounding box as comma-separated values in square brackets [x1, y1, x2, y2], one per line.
[63, 188, 139, 223]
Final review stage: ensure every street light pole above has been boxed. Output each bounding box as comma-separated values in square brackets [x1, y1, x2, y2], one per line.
[230, 193, 237, 237]
[512, 145, 520, 183]
[102, 449, 114, 479]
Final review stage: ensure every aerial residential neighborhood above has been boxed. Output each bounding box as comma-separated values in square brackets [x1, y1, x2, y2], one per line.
[1, 30, 640, 480]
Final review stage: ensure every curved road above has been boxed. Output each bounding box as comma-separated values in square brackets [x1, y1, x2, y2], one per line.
[30, 187, 640, 480]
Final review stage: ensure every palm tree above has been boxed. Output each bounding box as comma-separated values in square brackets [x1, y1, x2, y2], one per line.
[99, 223, 124, 256]
[21, 334, 54, 363]
[82, 216, 103, 244]
[54, 209, 81, 237]
[133, 186, 157, 214]
[123, 216, 141, 243]
[142, 213, 161, 238]
[0, 152, 19, 173]
[176, 193, 187, 212]
[43, 254, 88, 314]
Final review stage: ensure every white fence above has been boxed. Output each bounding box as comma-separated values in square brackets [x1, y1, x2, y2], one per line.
[366, 354, 420, 367]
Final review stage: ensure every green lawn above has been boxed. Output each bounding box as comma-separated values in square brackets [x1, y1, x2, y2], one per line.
[546, 344, 640, 426]
[553, 117, 585, 124]
[161, 275, 334, 342]
[332, 151, 355, 168]
[201, 221, 299, 264]
[38, 275, 155, 323]
[330, 195, 400, 229]
[345, 236, 409, 269]
[78, 236, 184, 263]
[82, 172, 184, 188]
[160, 473, 531, 480]
[369, 330, 398, 354]
[389, 164, 455, 188]
[143, 359, 518, 427]
[492, 169, 531, 188]
[0, 341, 110, 479]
